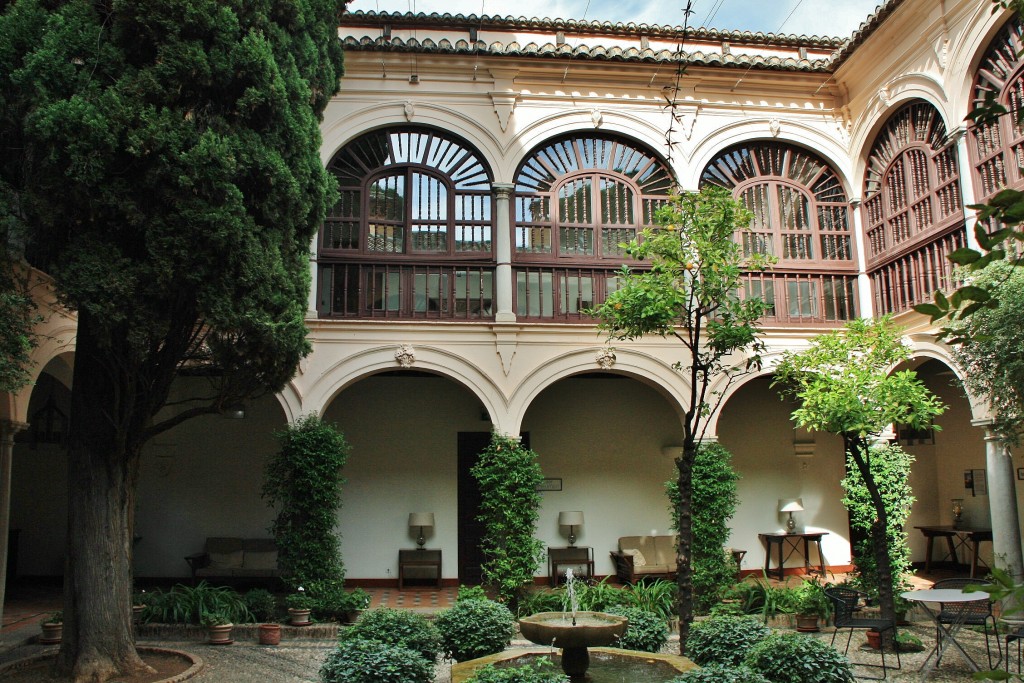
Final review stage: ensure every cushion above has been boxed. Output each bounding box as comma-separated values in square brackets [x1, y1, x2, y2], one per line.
[208, 549, 244, 569]
[623, 549, 647, 567]
[243, 550, 278, 571]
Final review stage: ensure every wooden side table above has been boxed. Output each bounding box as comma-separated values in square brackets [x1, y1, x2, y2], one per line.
[547, 546, 594, 586]
[758, 532, 828, 580]
[398, 549, 442, 589]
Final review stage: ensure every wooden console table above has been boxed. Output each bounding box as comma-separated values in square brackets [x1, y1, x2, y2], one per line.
[914, 525, 992, 578]
[758, 531, 828, 580]
[398, 548, 442, 589]
[547, 546, 594, 587]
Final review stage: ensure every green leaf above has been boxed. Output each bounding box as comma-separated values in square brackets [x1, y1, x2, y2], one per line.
[912, 303, 944, 319]
[949, 248, 982, 265]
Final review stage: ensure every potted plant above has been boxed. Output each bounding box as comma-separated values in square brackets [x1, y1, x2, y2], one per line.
[132, 589, 149, 623]
[286, 591, 315, 626]
[39, 611, 63, 644]
[792, 578, 831, 633]
[200, 610, 234, 645]
[258, 622, 282, 646]
[340, 588, 371, 624]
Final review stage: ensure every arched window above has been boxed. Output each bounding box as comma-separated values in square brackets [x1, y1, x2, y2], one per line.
[514, 135, 674, 262]
[511, 134, 674, 320]
[318, 128, 495, 319]
[863, 102, 963, 262]
[970, 14, 1024, 201]
[862, 101, 966, 315]
[702, 142, 853, 265]
[701, 142, 857, 324]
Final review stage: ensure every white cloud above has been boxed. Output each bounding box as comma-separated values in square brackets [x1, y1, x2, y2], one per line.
[346, 0, 883, 38]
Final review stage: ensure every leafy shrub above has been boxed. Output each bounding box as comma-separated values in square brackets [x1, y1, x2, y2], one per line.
[285, 591, 316, 611]
[672, 663, 772, 683]
[319, 638, 433, 683]
[263, 414, 350, 589]
[304, 579, 370, 620]
[457, 585, 490, 602]
[243, 588, 278, 622]
[472, 433, 545, 612]
[518, 589, 563, 616]
[743, 632, 854, 683]
[435, 598, 515, 661]
[606, 606, 668, 653]
[573, 578, 629, 612]
[339, 607, 441, 663]
[624, 579, 677, 620]
[667, 442, 740, 613]
[685, 615, 770, 666]
[468, 658, 569, 683]
[142, 582, 251, 624]
[792, 577, 831, 619]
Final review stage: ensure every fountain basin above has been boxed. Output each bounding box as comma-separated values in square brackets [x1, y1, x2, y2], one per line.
[518, 611, 627, 649]
[451, 647, 697, 683]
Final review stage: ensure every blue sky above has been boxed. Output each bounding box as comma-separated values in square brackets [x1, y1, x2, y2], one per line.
[346, 0, 885, 38]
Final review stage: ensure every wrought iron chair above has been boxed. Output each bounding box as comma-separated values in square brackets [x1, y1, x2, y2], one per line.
[825, 586, 901, 680]
[932, 577, 1001, 669]
[1006, 625, 1024, 675]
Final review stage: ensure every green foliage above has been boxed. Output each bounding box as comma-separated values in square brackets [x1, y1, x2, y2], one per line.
[141, 582, 251, 625]
[518, 589, 564, 616]
[472, 432, 545, 611]
[623, 579, 677, 621]
[319, 638, 434, 683]
[743, 632, 854, 683]
[301, 580, 369, 620]
[719, 575, 796, 622]
[791, 577, 832, 620]
[200, 610, 231, 627]
[606, 606, 669, 652]
[435, 597, 515, 661]
[667, 442, 739, 613]
[0, 268, 38, 393]
[684, 615, 771, 666]
[572, 578, 630, 613]
[457, 585, 491, 602]
[467, 658, 569, 683]
[264, 414, 350, 589]
[44, 611, 62, 625]
[841, 443, 916, 605]
[672, 663, 773, 683]
[338, 607, 441, 663]
[951, 261, 1024, 444]
[243, 588, 278, 622]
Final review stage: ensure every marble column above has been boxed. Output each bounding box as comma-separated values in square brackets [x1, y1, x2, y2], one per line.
[0, 420, 28, 632]
[492, 183, 516, 322]
[981, 426, 1024, 580]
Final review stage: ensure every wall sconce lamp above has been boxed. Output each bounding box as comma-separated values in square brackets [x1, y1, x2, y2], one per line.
[558, 511, 584, 547]
[408, 512, 434, 550]
[779, 498, 804, 534]
[222, 402, 245, 419]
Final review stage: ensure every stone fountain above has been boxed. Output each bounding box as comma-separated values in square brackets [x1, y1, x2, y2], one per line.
[517, 569, 628, 680]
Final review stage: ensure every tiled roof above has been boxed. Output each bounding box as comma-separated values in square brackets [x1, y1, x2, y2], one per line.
[340, 11, 847, 47]
[340, 35, 831, 71]
[828, 0, 906, 69]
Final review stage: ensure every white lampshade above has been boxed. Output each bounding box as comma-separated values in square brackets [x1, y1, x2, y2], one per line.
[558, 511, 584, 526]
[778, 498, 804, 513]
[409, 512, 435, 528]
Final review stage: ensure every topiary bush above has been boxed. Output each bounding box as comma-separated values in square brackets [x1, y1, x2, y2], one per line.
[319, 638, 433, 683]
[468, 658, 569, 683]
[743, 632, 854, 683]
[606, 606, 668, 653]
[338, 607, 441, 663]
[684, 615, 770, 666]
[672, 663, 772, 683]
[435, 597, 515, 661]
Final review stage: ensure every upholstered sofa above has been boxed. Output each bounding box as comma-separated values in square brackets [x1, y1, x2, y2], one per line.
[609, 535, 678, 584]
[185, 537, 280, 583]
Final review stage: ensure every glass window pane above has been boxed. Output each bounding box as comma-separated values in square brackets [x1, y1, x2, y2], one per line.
[786, 280, 818, 318]
[560, 227, 594, 256]
[559, 178, 593, 224]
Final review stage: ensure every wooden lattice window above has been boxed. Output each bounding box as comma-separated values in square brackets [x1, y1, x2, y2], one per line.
[862, 101, 964, 266]
[321, 128, 493, 257]
[701, 142, 854, 268]
[970, 13, 1024, 202]
[513, 135, 674, 263]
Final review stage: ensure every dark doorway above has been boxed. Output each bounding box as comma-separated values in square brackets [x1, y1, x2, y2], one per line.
[457, 432, 529, 585]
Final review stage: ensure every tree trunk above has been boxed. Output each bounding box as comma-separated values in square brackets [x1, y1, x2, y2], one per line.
[675, 448, 695, 656]
[847, 437, 896, 641]
[55, 313, 152, 682]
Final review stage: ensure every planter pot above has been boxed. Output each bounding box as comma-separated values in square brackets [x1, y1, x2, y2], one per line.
[258, 623, 282, 646]
[206, 623, 233, 645]
[866, 629, 882, 650]
[288, 608, 312, 626]
[795, 614, 820, 633]
[39, 622, 63, 644]
[895, 610, 909, 626]
[132, 605, 145, 623]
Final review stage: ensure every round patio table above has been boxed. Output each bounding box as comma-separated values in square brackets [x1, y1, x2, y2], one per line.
[901, 588, 989, 675]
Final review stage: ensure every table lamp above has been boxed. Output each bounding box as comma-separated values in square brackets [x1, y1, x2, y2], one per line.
[779, 498, 804, 534]
[558, 511, 584, 547]
[409, 512, 434, 550]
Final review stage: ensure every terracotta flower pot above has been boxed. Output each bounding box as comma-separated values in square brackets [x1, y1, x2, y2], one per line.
[258, 623, 282, 645]
[795, 614, 820, 632]
[39, 622, 63, 644]
[288, 608, 311, 626]
[206, 623, 234, 645]
[866, 629, 882, 650]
